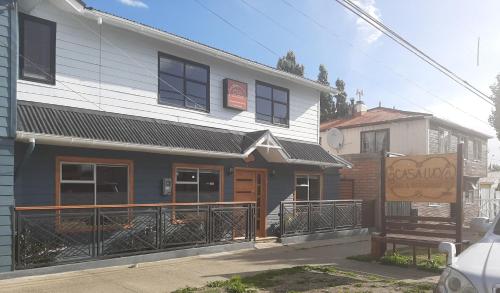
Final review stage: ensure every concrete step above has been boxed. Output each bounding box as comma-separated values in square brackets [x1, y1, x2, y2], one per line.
[255, 236, 279, 243]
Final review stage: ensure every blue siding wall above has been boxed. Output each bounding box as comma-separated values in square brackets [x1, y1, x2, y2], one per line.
[14, 143, 341, 235]
[0, 0, 15, 273]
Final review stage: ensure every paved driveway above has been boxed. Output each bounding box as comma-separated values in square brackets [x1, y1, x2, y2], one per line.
[0, 236, 439, 293]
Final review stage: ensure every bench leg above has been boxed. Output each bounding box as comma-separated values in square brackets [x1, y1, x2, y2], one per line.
[412, 246, 417, 265]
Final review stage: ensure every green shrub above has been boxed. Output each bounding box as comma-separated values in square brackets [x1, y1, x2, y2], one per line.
[417, 257, 444, 273]
[380, 252, 412, 267]
[172, 286, 198, 293]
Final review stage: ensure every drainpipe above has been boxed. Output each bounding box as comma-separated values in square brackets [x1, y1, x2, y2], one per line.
[14, 137, 35, 182]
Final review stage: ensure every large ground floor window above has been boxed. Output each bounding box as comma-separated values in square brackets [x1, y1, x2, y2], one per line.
[56, 157, 133, 206]
[173, 164, 223, 203]
[295, 173, 323, 201]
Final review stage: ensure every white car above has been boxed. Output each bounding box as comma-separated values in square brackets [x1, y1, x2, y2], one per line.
[437, 213, 500, 293]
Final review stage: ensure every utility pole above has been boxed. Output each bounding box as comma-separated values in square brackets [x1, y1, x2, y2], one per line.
[476, 37, 480, 67]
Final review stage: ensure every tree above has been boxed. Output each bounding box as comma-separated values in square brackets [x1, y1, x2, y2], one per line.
[334, 79, 350, 118]
[276, 50, 304, 76]
[489, 74, 500, 140]
[318, 65, 336, 122]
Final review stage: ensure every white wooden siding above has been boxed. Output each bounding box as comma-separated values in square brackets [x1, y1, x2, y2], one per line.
[321, 118, 429, 155]
[17, 2, 320, 143]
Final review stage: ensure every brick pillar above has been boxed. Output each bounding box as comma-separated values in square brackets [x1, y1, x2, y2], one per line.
[0, 0, 16, 272]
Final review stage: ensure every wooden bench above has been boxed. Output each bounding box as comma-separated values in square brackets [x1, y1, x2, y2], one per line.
[374, 215, 468, 264]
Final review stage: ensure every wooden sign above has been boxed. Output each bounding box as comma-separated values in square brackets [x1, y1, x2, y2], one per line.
[223, 79, 248, 111]
[385, 153, 457, 203]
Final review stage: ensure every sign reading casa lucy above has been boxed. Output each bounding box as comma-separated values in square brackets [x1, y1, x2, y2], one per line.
[223, 79, 248, 111]
[385, 154, 458, 203]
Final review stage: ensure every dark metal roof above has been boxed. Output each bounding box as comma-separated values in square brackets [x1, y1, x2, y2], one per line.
[278, 139, 341, 164]
[16, 101, 347, 166]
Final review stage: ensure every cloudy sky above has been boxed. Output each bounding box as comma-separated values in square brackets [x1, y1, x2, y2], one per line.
[86, 0, 500, 163]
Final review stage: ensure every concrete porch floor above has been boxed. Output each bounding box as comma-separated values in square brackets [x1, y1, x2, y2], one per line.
[0, 235, 440, 293]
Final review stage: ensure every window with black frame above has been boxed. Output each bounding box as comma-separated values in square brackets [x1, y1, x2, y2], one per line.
[295, 174, 322, 201]
[60, 163, 129, 206]
[255, 82, 289, 126]
[158, 53, 210, 112]
[19, 13, 56, 84]
[174, 167, 221, 203]
[361, 129, 389, 153]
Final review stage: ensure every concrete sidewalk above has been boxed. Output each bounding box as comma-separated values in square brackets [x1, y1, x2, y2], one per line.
[0, 236, 439, 293]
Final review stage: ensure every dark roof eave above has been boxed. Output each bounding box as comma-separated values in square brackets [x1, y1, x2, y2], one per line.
[16, 101, 348, 166]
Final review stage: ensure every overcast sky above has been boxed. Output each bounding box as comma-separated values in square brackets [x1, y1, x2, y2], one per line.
[86, 0, 500, 163]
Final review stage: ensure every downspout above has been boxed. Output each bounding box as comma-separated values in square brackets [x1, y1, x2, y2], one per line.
[14, 137, 35, 182]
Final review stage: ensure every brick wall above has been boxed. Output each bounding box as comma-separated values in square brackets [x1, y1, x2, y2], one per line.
[340, 153, 382, 228]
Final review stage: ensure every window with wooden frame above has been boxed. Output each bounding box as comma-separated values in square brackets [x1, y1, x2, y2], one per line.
[295, 173, 323, 201]
[19, 13, 56, 85]
[361, 129, 389, 153]
[158, 52, 210, 112]
[173, 164, 224, 203]
[255, 81, 289, 127]
[56, 157, 134, 206]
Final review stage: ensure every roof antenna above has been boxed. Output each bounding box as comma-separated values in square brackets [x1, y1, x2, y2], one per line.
[355, 89, 364, 102]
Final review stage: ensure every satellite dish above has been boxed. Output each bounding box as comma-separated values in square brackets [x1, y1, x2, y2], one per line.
[326, 128, 344, 150]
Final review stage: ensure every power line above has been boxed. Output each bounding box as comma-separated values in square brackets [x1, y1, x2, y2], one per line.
[192, 0, 278, 57]
[237, 0, 302, 40]
[334, 0, 494, 106]
[278, 0, 492, 126]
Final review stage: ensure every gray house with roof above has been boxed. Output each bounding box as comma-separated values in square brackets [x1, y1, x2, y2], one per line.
[0, 0, 351, 272]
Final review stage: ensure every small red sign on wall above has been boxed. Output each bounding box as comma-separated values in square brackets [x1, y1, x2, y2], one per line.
[223, 79, 248, 111]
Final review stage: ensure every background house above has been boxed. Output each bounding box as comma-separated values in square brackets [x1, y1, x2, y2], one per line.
[320, 102, 491, 227]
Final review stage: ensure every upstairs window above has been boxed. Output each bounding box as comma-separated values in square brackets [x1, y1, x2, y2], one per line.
[255, 81, 289, 126]
[19, 14, 56, 85]
[361, 129, 389, 153]
[158, 53, 210, 112]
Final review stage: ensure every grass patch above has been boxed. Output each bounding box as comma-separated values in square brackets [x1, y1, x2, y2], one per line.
[172, 265, 436, 292]
[348, 247, 446, 273]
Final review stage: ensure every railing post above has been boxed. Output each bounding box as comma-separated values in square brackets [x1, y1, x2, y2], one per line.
[254, 203, 257, 241]
[13, 207, 19, 270]
[245, 204, 250, 241]
[207, 204, 212, 244]
[279, 202, 283, 237]
[352, 201, 357, 229]
[307, 202, 312, 233]
[95, 208, 100, 256]
[157, 206, 162, 250]
[333, 201, 337, 231]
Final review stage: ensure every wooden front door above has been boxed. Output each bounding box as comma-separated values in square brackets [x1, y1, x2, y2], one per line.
[234, 168, 267, 237]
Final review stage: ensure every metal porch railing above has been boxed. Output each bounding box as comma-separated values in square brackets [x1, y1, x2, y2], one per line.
[14, 202, 256, 269]
[279, 200, 363, 237]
